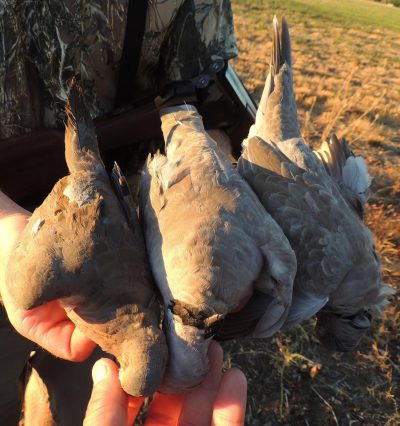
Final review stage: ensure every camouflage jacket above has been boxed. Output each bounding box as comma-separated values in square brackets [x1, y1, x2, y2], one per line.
[0, 0, 238, 139]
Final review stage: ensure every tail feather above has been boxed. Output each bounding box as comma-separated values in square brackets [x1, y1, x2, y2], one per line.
[317, 134, 347, 180]
[65, 79, 94, 133]
[110, 162, 138, 231]
[271, 16, 291, 77]
[271, 16, 281, 80]
[248, 16, 301, 143]
[281, 16, 292, 68]
[65, 79, 104, 174]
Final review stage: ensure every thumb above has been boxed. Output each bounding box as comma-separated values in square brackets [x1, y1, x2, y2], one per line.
[84, 358, 129, 426]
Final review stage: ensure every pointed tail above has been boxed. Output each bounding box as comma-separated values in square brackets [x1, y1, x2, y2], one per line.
[248, 16, 301, 143]
[65, 79, 105, 174]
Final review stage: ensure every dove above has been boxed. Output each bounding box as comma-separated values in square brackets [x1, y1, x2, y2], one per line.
[238, 17, 394, 352]
[140, 104, 296, 392]
[5, 81, 167, 396]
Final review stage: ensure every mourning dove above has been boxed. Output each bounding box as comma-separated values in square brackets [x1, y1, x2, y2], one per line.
[238, 17, 394, 352]
[140, 104, 296, 392]
[5, 81, 167, 396]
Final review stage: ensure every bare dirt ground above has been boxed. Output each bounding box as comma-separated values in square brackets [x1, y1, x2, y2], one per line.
[222, 1, 400, 425]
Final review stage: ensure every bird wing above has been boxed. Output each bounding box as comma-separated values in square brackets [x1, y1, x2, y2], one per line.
[284, 287, 329, 328]
[239, 136, 354, 300]
[110, 161, 138, 231]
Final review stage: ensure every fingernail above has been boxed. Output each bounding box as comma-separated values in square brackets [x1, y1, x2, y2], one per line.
[92, 360, 109, 385]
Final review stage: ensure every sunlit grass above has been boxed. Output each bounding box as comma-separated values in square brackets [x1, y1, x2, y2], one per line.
[234, 0, 400, 32]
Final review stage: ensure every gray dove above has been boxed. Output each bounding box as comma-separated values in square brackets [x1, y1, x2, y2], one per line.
[140, 104, 296, 392]
[5, 81, 167, 396]
[238, 17, 394, 352]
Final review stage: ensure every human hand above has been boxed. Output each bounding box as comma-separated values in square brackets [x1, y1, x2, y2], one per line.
[84, 341, 247, 426]
[0, 191, 96, 361]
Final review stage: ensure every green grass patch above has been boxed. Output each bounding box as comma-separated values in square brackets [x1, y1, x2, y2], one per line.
[234, 0, 400, 32]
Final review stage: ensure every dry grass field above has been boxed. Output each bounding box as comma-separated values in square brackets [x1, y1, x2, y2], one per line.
[222, 1, 400, 425]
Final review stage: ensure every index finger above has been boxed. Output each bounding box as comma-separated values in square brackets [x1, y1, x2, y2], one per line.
[178, 341, 224, 425]
[4, 298, 96, 361]
[212, 368, 247, 426]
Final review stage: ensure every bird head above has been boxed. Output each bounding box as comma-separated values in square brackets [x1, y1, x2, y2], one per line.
[315, 308, 372, 352]
[117, 328, 168, 397]
[316, 243, 395, 352]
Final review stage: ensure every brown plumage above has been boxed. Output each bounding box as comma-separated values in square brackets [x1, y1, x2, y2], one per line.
[5, 81, 167, 396]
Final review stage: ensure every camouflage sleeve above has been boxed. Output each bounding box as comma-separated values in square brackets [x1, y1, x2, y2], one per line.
[0, 0, 238, 139]
[0, 0, 128, 139]
[0, 2, 38, 139]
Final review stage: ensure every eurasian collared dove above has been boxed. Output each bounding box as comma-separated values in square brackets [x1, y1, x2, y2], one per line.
[238, 17, 394, 352]
[140, 105, 296, 392]
[5, 81, 167, 396]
